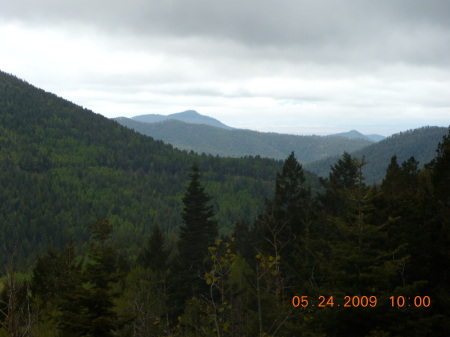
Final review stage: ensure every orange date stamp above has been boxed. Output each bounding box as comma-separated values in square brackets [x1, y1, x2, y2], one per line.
[292, 295, 431, 308]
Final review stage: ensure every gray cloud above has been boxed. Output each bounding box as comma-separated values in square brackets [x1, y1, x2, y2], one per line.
[4, 0, 450, 66]
[1, 0, 449, 135]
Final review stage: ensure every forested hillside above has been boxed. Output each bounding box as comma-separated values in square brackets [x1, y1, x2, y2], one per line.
[306, 126, 448, 183]
[1, 70, 449, 336]
[0, 70, 319, 266]
[114, 116, 373, 162]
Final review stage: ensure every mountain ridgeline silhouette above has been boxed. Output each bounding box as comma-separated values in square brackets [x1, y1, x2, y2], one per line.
[132, 110, 233, 130]
[0, 70, 291, 264]
[114, 113, 374, 163]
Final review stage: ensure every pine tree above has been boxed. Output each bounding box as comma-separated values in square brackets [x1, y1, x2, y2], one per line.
[258, 152, 311, 254]
[320, 157, 410, 336]
[319, 151, 358, 218]
[169, 163, 218, 319]
[381, 155, 419, 203]
[178, 163, 218, 270]
[255, 151, 316, 317]
[414, 129, 450, 335]
[58, 219, 126, 337]
[274, 151, 308, 217]
[138, 223, 167, 272]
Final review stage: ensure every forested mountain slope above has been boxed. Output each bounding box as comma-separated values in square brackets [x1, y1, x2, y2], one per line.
[306, 126, 449, 183]
[1, 69, 449, 336]
[113, 116, 373, 162]
[0, 70, 318, 265]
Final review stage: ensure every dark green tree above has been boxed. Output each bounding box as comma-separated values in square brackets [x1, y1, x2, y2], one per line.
[58, 219, 127, 337]
[413, 128, 450, 335]
[258, 152, 311, 254]
[138, 223, 168, 272]
[178, 163, 218, 270]
[255, 151, 316, 319]
[381, 155, 419, 202]
[169, 163, 218, 318]
[318, 157, 414, 336]
[319, 152, 358, 218]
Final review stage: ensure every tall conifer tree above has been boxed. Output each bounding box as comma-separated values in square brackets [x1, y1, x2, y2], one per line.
[169, 163, 218, 318]
[178, 163, 218, 270]
[138, 224, 167, 272]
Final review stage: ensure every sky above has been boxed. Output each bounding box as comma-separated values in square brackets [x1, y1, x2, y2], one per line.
[1, 0, 449, 136]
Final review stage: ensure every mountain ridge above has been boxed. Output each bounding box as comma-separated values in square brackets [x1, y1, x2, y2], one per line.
[113, 117, 374, 163]
[328, 129, 386, 142]
[132, 110, 233, 130]
[305, 126, 449, 183]
[0, 69, 294, 265]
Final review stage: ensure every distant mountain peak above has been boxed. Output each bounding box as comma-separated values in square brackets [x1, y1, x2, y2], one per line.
[131, 110, 233, 130]
[329, 130, 385, 142]
[176, 110, 200, 116]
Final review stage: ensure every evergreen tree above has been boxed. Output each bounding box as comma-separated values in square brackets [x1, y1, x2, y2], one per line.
[430, 127, 450, 206]
[319, 151, 358, 218]
[138, 223, 167, 272]
[255, 152, 316, 310]
[274, 151, 307, 215]
[58, 219, 126, 337]
[258, 152, 311, 253]
[320, 157, 410, 336]
[415, 129, 450, 335]
[178, 163, 218, 270]
[169, 163, 218, 318]
[381, 155, 419, 202]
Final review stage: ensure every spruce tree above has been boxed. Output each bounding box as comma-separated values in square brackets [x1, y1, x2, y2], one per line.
[58, 219, 126, 337]
[416, 129, 450, 335]
[319, 151, 358, 218]
[178, 163, 218, 270]
[255, 152, 315, 301]
[138, 223, 167, 272]
[169, 163, 218, 318]
[259, 152, 311, 253]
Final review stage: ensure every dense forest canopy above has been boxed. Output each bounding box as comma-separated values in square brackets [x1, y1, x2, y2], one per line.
[0, 70, 449, 336]
[306, 126, 448, 183]
[1, 70, 319, 266]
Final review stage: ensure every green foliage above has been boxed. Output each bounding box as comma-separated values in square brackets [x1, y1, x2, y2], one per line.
[138, 223, 168, 271]
[115, 266, 169, 337]
[1, 70, 449, 336]
[57, 220, 127, 337]
[204, 239, 237, 336]
[0, 70, 286, 267]
[169, 164, 219, 319]
[326, 158, 399, 293]
[306, 126, 449, 183]
[179, 163, 218, 264]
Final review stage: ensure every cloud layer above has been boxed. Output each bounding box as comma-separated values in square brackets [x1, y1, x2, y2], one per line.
[1, 0, 449, 135]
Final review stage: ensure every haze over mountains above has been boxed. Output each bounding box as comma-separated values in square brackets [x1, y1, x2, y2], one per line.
[114, 111, 448, 183]
[0, 70, 286, 264]
[114, 111, 380, 163]
[132, 110, 234, 130]
[305, 126, 448, 183]
[329, 129, 386, 142]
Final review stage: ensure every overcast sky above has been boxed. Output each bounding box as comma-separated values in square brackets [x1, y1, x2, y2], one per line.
[1, 0, 449, 136]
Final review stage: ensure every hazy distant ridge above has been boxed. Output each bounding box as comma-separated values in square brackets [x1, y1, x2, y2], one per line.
[133, 110, 233, 130]
[328, 129, 385, 142]
[306, 126, 448, 183]
[114, 115, 373, 163]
